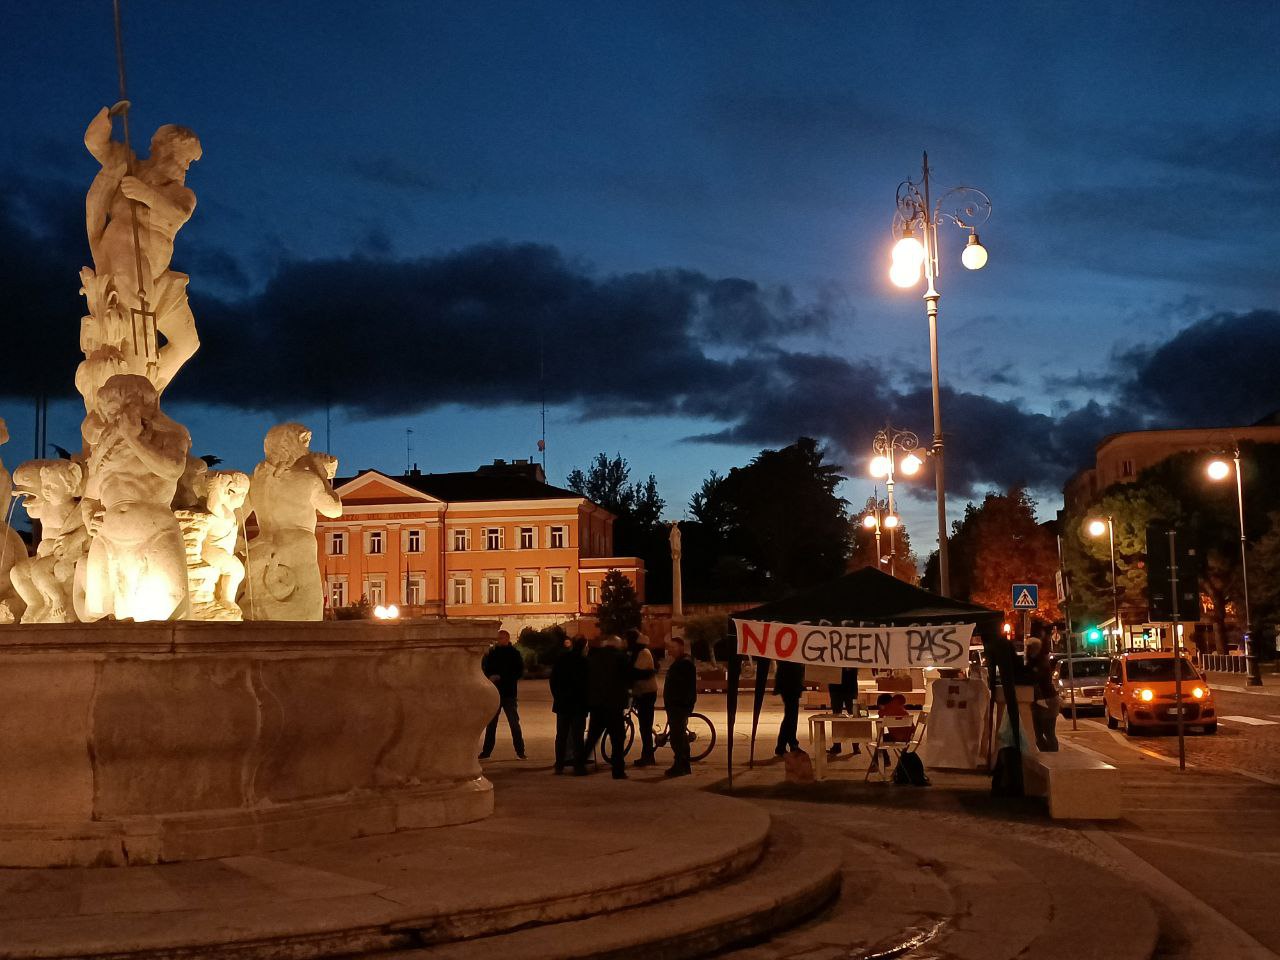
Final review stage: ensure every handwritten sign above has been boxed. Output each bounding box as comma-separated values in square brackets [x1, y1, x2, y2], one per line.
[733, 619, 974, 669]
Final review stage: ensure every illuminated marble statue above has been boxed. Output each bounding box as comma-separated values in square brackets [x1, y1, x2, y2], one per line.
[76, 106, 201, 412]
[178, 470, 249, 621]
[81, 374, 192, 622]
[0, 418, 27, 622]
[244, 424, 342, 621]
[10, 460, 89, 623]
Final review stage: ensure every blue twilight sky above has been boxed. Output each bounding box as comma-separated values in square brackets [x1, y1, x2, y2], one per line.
[2, 1, 1279, 555]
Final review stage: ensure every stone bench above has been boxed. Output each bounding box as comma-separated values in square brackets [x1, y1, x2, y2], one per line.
[1022, 744, 1121, 820]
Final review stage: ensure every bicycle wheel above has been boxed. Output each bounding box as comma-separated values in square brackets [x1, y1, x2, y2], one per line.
[685, 712, 717, 762]
[600, 712, 636, 764]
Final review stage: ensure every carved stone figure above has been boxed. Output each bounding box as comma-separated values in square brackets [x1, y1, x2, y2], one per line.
[10, 460, 89, 623]
[0, 418, 29, 621]
[244, 424, 342, 621]
[669, 520, 683, 621]
[76, 106, 201, 412]
[177, 470, 249, 621]
[81, 374, 192, 622]
[172, 455, 210, 510]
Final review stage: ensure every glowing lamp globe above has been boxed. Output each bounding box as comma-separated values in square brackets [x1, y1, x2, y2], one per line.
[862, 514, 878, 529]
[883, 514, 900, 529]
[900, 452, 923, 476]
[1086, 519, 1107, 538]
[892, 234, 925, 268]
[889, 259, 921, 288]
[869, 455, 890, 478]
[961, 232, 988, 270]
[1207, 459, 1231, 481]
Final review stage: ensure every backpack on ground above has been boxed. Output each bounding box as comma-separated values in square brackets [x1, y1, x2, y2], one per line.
[893, 750, 930, 786]
[783, 748, 815, 784]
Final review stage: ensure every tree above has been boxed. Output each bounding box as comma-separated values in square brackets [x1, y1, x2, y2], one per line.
[595, 569, 642, 635]
[567, 453, 671, 600]
[948, 488, 1062, 625]
[848, 495, 918, 582]
[687, 437, 849, 599]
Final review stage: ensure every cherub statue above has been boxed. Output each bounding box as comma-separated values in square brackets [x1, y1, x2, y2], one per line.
[0, 417, 29, 621]
[10, 459, 89, 623]
[76, 106, 202, 410]
[81, 374, 191, 621]
[243, 424, 342, 620]
[202, 470, 250, 618]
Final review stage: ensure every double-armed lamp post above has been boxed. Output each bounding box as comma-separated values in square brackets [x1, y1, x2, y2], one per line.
[869, 426, 923, 579]
[889, 152, 991, 597]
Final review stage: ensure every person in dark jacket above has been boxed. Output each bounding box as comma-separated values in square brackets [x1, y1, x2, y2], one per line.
[626, 628, 659, 767]
[1026, 637, 1060, 752]
[583, 635, 631, 779]
[550, 636, 589, 774]
[479, 630, 526, 759]
[663, 635, 698, 777]
[826, 666, 861, 758]
[774, 660, 806, 756]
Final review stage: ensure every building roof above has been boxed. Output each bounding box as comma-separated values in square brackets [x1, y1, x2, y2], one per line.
[336, 467, 590, 506]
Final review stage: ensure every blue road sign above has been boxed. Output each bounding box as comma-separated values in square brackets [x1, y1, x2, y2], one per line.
[1012, 584, 1039, 610]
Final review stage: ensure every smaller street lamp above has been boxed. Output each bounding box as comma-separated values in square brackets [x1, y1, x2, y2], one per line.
[1086, 515, 1121, 651]
[1206, 446, 1261, 686]
[861, 504, 898, 571]
[870, 426, 921, 579]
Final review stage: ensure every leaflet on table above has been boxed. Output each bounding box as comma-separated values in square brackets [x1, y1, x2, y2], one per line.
[733, 619, 974, 669]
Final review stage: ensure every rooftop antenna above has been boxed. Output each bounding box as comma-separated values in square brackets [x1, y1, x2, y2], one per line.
[111, 0, 158, 379]
[538, 328, 547, 473]
[406, 428, 414, 474]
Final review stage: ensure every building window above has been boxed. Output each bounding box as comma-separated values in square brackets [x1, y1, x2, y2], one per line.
[485, 527, 504, 550]
[519, 526, 535, 550]
[484, 576, 504, 604]
[450, 576, 471, 605]
[1121, 459, 1135, 478]
[550, 526, 567, 549]
[453, 528, 470, 552]
[550, 574, 565, 603]
[406, 529, 422, 553]
[587, 582, 599, 605]
[328, 531, 346, 555]
[519, 574, 537, 603]
[368, 530, 385, 555]
[405, 575, 425, 606]
[328, 577, 347, 608]
[365, 578, 386, 605]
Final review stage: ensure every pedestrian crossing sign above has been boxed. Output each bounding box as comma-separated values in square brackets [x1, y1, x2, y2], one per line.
[1012, 584, 1038, 610]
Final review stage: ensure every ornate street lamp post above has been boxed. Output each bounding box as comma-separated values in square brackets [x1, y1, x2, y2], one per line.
[861, 501, 899, 571]
[1207, 446, 1262, 686]
[869, 426, 922, 580]
[1086, 516, 1121, 652]
[889, 152, 991, 596]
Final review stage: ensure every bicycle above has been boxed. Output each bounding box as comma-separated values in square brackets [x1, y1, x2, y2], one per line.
[599, 703, 717, 764]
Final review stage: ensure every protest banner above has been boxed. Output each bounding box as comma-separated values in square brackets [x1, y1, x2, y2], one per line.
[733, 618, 974, 669]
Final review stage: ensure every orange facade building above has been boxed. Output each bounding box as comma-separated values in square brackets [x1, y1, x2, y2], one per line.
[316, 459, 644, 633]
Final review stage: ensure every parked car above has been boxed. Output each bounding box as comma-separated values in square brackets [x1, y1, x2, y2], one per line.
[1102, 652, 1217, 735]
[1052, 656, 1110, 713]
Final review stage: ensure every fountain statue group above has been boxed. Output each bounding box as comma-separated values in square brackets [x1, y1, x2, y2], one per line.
[0, 106, 342, 624]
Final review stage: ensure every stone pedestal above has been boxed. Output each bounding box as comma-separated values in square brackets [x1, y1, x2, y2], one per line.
[0, 618, 498, 866]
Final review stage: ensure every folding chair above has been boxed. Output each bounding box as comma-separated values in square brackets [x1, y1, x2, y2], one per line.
[865, 714, 916, 781]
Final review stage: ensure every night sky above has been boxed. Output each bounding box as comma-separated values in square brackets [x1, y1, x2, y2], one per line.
[3, 2, 1279, 554]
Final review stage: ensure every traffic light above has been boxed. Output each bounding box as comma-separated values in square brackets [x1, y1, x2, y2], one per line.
[1084, 627, 1104, 647]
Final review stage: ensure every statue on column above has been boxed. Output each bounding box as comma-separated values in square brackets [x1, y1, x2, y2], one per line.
[244, 424, 342, 621]
[81, 374, 192, 622]
[76, 106, 202, 412]
[669, 520, 683, 621]
[0, 418, 29, 623]
[10, 460, 89, 623]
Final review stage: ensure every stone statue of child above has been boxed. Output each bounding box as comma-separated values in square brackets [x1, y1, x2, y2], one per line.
[10, 460, 89, 623]
[81, 374, 191, 622]
[202, 470, 249, 619]
[0, 417, 29, 622]
[244, 424, 342, 621]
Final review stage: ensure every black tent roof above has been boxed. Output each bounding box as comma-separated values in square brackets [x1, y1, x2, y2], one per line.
[732, 567, 1002, 628]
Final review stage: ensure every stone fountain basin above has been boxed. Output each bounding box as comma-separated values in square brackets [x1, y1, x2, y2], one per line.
[0, 618, 498, 867]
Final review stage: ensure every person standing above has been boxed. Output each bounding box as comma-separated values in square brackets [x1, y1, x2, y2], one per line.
[584, 635, 630, 779]
[479, 629, 526, 760]
[663, 635, 697, 777]
[1026, 637, 1061, 752]
[550, 636, 589, 774]
[774, 660, 805, 756]
[626, 628, 659, 767]
[826, 667, 860, 758]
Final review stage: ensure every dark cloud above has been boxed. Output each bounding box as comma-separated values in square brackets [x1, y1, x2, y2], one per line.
[1116, 310, 1280, 426]
[1042, 369, 1115, 393]
[346, 157, 441, 192]
[1, 172, 1271, 502]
